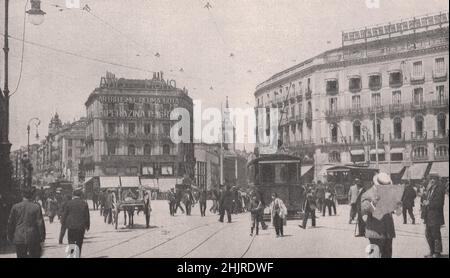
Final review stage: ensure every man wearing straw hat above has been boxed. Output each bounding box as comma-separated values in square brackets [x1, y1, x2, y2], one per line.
[360, 172, 399, 258]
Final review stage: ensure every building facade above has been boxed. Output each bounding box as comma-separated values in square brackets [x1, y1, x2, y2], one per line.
[82, 72, 194, 180]
[255, 12, 449, 182]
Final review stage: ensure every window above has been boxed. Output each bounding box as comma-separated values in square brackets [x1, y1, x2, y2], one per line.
[391, 153, 403, 161]
[370, 153, 385, 162]
[144, 144, 152, 155]
[349, 77, 361, 92]
[126, 167, 139, 175]
[291, 106, 295, 118]
[415, 116, 424, 137]
[160, 164, 173, 176]
[329, 98, 338, 112]
[68, 139, 73, 147]
[413, 88, 424, 105]
[392, 91, 401, 105]
[107, 141, 116, 155]
[163, 123, 171, 136]
[142, 165, 154, 176]
[298, 103, 303, 115]
[68, 149, 72, 157]
[352, 95, 361, 109]
[326, 79, 339, 94]
[372, 93, 381, 107]
[329, 151, 341, 163]
[108, 123, 116, 134]
[436, 85, 447, 104]
[307, 78, 311, 92]
[353, 121, 361, 141]
[435, 145, 449, 158]
[389, 71, 402, 86]
[128, 123, 136, 135]
[105, 167, 117, 175]
[144, 123, 151, 135]
[162, 144, 170, 155]
[128, 144, 136, 156]
[437, 113, 447, 136]
[331, 124, 338, 143]
[412, 61, 423, 79]
[393, 117, 402, 140]
[434, 58, 446, 75]
[413, 146, 428, 160]
[369, 74, 382, 90]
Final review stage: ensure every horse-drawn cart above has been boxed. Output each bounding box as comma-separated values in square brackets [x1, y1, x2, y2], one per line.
[100, 176, 150, 229]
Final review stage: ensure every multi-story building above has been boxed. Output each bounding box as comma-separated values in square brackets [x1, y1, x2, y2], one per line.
[255, 12, 449, 182]
[82, 72, 194, 185]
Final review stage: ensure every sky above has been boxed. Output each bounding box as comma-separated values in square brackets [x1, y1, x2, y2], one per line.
[0, 0, 448, 150]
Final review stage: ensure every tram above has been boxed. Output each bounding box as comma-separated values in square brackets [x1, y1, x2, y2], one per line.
[326, 165, 379, 204]
[247, 154, 305, 219]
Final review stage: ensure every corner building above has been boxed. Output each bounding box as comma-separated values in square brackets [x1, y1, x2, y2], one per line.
[83, 72, 194, 181]
[255, 12, 449, 182]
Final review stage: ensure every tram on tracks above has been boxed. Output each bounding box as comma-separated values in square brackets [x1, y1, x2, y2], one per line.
[247, 154, 305, 219]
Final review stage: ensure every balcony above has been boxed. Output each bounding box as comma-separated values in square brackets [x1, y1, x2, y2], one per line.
[305, 89, 312, 100]
[101, 154, 178, 164]
[410, 74, 425, 84]
[295, 113, 304, 122]
[433, 70, 447, 82]
[390, 132, 406, 142]
[432, 129, 449, 139]
[410, 102, 426, 112]
[411, 131, 427, 141]
[105, 133, 171, 141]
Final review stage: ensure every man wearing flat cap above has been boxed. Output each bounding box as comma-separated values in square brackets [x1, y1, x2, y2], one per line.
[62, 189, 90, 256]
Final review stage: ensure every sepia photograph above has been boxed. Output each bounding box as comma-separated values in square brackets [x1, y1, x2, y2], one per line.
[0, 0, 448, 262]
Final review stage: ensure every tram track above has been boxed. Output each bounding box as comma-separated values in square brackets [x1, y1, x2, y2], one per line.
[129, 214, 247, 258]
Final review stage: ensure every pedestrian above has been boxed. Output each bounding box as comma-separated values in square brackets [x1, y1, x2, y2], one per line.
[99, 190, 106, 216]
[143, 191, 152, 228]
[62, 189, 90, 256]
[315, 181, 325, 213]
[422, 173, 446, 258]
[174, 188, 185, 214]
[199, 188, 207, 217]
[360, 173, 398, 258]
[348, 179, 360, 224]
[46, 195, 58, 224]
[183, 189, 193, 216]
[299, 189, 316, 229]
[269, 193, 287, 237]
[0, 193, 8, 248]
[59, 195, 72, 244]
[401, 181, 417, 224]
[168, 188, 176, 216]
[355, 182, 368, 237]
[219, 185, 233, 223]
[249, 195, 262, 236]
[323, 186, 334, 216]
[7, 187, 46, 258]
[92, 190, 99, 211]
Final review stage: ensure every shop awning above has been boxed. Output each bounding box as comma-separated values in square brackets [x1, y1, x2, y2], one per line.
[158, 178, 179, 192]
[120, 176, 140, 188]
[401, 163, 428, 180]
[430, 162, 449, 178]
[300, 166, 314, 177]
[377, 164, 405, 174]
[99, 176, 120, 188]
[350, 149, 365, 155]
[390, 148, 405, 154]
[370, 149, 385, 154]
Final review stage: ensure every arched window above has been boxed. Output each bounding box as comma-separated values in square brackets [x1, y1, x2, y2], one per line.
[162, 144, 170, 155]
[393, 117, 402, 140]
[413, 146, 428, 160]
[415, 115, 424, 138]
[144, 144, 152, 156]
[437, 113, 447, 137]
[353, 121, 361, 142]
[128, 144, 136, 156]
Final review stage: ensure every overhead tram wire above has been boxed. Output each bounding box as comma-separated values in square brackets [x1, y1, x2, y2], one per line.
[9, 0, 29, 97]
[4, 33, 157, 74]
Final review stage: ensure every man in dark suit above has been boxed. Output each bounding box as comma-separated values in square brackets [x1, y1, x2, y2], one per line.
[7, 188, 46, 258]
[401, 181, 417, 224]
[219, 185, 233, 223]
[62, 189, 90, 256]
[299, 189, 316, 229]
[423, 173, 446, 258]
[59, 195, 72, 244]
[199, 189, 207, 217]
